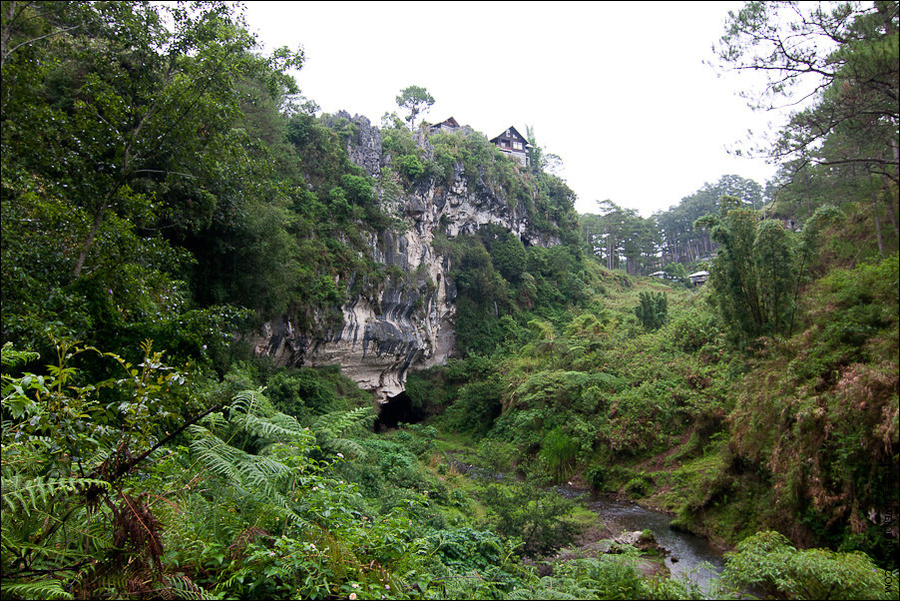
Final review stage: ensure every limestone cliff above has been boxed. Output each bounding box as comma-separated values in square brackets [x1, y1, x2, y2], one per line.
[254, 112, 562, 402]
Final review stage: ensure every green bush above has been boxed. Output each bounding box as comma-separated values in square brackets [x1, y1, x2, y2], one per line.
[540, 427, 580, 482]
[722, 531, 897, 600]
[634, 291, 668, 331]
[439, 377, 504, 436]
[585, 464, 608, 491]
[397, 153, 424, 180]
[424, 527, 504, 574]
[624, 472, 653, 498]
[480, 482, 580, 558]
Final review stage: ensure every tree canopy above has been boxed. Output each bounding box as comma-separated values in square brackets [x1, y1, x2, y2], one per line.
[395, 84, 435, 130]
[713, 1, 899, 183]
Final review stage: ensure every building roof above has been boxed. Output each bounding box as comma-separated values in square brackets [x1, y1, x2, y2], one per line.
[489, 125, 530, 146]
[432, 116, 460, 129]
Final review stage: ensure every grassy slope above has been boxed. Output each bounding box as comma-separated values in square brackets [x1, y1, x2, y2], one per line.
[416, 252, 898, 565]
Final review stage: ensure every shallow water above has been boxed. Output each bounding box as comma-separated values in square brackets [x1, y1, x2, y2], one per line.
[452, 460, 728, 592]
[555, 486, 725, 592]
[588, 496, 725, 590]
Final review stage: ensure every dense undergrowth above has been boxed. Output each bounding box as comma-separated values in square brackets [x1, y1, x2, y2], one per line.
[2, 1, 898, 599]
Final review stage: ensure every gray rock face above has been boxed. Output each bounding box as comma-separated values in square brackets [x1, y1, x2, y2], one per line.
[253, 114, 555, 402]
[337, 111, 384, 178]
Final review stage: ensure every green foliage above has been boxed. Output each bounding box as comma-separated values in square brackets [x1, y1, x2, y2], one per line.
[634, 291, 668, 331]
[2, 3, 896, 595]
[395, 85, 435, 130]
[652, 174, 765, 269]
[722, 531, 897, 600]
[490, 230, 529, 282]
[697, 202, 799, 343]
[539, 427, 581, 482]
[265, 365, 367, 422]
[481, 482, 580, 559]
[1, 341, 198, 598]
[439, 377, 504, 437]
[518, 555, 658, 600]
[582, 200, 662, 275]
[728, 253, 898, 563]
[714, 1, 899, 184]
[669, 305, 720, 354]
[425, 527, 505, 575]
[398, 153, 425, 180]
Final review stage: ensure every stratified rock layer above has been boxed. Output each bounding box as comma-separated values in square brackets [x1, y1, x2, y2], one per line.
[253, 113, 555, 402]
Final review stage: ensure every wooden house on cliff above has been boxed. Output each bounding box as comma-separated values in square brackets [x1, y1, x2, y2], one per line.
[490, 126, 531, 167]
[428, 116, 461, 134]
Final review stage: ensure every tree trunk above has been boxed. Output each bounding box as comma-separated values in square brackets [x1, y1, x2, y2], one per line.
[73, 202, 107, 278]
[881, 175, 898, 237]
[871, 187, 884, 254]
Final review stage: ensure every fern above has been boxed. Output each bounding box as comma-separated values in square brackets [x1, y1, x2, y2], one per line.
[0, 342, 40, 368]
[1, 474, 111, 516]
[1, 579, 74, 600]
[312, 407, 376, 458]
[163, 573, 219, 600]
[228, 389, 268, 422]
[186, 391, 381, 538]
[188, 427, 306, 528]
[243, 411, 314, 445]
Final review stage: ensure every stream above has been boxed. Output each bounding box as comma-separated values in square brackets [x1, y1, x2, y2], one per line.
[580, 492, 726, 591]
[448, 458, 727, 592]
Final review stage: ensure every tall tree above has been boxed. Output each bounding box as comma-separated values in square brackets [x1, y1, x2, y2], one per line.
[1, 1, 308, 353]
[712, 1, 899, 183]
[2, 1, 304, 278]
[696, 196, 799, 343]
[395, 85, 434, 131]
[654, 175, 766, 266]
[581, 201, 659, 274]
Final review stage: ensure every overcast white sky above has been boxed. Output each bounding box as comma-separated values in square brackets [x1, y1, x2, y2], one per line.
[241, 1, 783, 217]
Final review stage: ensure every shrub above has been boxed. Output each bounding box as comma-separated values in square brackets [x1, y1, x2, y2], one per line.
[540, 427, 580, 482]
[634, 291, 668, 331]
[439, 377, 504, 436]
[424, 528, 504, 575]
[722, 530, 897, 600]
[397, 154, 424, 180]
[481, 482, 580, 558]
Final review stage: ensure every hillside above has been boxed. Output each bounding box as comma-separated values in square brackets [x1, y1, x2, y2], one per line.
[1, 2, 897, 599]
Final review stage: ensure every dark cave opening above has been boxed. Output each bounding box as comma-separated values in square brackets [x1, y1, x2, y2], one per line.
[373, 391, 426, 432]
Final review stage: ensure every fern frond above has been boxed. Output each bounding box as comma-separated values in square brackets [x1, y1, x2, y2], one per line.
[190, 432, 293, 495]
[242, 411, 313, 446]
[188, 429, 309, 530]
[188, 434, 251, 493]
[1, 579, 74, 600]
[313, 407, 376, 438]
[163, 573, 219, 600]
[1, 342, 41, 368]
[1, 475, 111, 516]
[229, 389, 272, 423]
[312, 407, 375, 459]
[323, 437, 367, 459]
[198, 411, 227, 431]
[6, 538, 94, 561]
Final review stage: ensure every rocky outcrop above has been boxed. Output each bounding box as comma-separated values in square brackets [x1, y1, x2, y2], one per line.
[253, 113, 555, 402]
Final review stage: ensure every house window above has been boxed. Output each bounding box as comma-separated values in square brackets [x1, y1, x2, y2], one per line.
[512, 140, 523, 150]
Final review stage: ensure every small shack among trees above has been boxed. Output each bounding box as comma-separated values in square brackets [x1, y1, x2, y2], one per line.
[490, 126, 531, 167]
[428, 116, 461, 134]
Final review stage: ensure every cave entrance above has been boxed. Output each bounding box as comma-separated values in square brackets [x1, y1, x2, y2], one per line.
[373, 391, 425, 432]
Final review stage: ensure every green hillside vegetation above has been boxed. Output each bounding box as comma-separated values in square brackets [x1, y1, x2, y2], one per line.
[2, 1, 898, 599]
